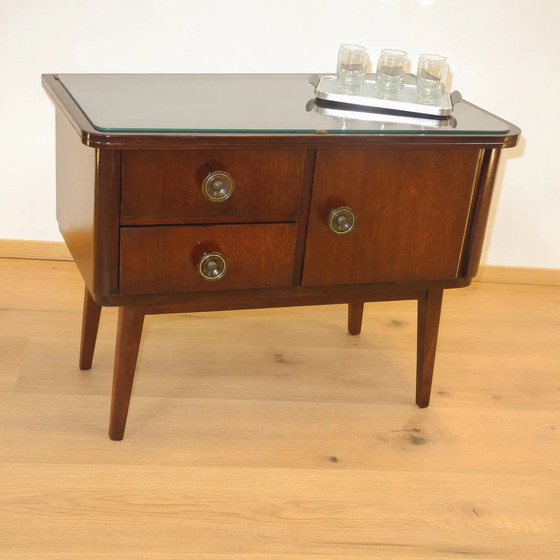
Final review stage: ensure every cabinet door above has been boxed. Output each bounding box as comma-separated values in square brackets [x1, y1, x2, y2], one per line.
[302, 148, 482, 286]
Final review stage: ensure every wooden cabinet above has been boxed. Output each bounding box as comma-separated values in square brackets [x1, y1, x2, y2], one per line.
[42, 73, 520, 440]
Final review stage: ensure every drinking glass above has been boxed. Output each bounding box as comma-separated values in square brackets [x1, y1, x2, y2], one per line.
[337, 44, 369, 94]
[375, 49, 408, 96]
[417, 54, 448, 100]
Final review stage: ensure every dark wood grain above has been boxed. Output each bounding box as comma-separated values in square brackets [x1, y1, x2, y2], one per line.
[111, 279, 464, 312]
[347, 302, 365, 335]
[55, 108, 121, 301]
[120, 214, 297, 226]
[461, 148, 503, 279]
[54, 109, 97, 292]
[302, 147, 482, 286]
[94, 149, 121, 297]
[292, 149, 317, 285]
[121, 150, 306, 220]
[416, 289, 444, 408]
[119, 223, 298, 295]
[109, 306, 146, 441]
[79, 286, 102, 370]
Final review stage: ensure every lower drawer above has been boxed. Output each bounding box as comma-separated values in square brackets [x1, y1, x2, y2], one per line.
[119, 224, 298, 295]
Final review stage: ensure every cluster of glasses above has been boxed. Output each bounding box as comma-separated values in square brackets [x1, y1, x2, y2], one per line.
[336, 44, 449, 101]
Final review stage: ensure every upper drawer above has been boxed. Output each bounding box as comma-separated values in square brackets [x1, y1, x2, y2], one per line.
[121, 149, 306, 223]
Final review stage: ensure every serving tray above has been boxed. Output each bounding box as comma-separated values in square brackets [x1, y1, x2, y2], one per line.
[314, 74, 458, 117]
[311, 99, 456, 129]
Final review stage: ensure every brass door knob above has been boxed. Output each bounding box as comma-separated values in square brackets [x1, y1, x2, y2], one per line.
[201, 171, 235, 202]
[197, 252, 228, 281]
[328, 207, 357, 234]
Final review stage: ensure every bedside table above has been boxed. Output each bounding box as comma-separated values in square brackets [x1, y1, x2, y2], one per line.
[42, 74, 520, 440]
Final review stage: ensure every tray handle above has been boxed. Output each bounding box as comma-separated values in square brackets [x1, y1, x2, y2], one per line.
[450, 90, 462, 107]
[309, 74, 322, 88]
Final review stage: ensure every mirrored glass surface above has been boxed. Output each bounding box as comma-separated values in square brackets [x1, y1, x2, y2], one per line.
[57, 74, 510, 135]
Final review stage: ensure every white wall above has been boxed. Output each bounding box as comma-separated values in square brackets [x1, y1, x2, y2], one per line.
[1, 0, 558, 268]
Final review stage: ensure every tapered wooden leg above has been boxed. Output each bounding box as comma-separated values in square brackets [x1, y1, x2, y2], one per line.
[348, 302, 365, 335]
[79, 286, 102, 370]
[416, 289, 443, 408]
[109, 306, 146, 441]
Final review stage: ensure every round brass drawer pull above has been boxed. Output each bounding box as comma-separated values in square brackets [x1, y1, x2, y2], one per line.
[328, 207, 357, 235]
[201, 171, 235, 202]
[198, 252, 228, 281]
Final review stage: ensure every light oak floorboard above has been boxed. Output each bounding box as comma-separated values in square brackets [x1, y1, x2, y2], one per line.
[0, 394, 558, 475]
[0, 239, 72, 261]
[1, 465, 558, 559]
[0, 258, 559, 559]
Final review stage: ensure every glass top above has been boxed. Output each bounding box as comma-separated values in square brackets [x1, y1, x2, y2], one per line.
[57, 73, 511, 135]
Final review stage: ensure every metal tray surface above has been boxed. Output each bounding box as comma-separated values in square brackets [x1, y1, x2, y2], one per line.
[311, 100, 456, 130]
[315, 74, 454, 117]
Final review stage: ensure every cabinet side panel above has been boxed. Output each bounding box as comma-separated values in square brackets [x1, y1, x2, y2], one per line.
[55, 108, 96, 291]
[461, 148, 502, 279]
[55, 109, 120, 299]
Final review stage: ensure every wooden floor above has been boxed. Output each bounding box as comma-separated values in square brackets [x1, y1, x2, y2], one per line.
[0, 258, 559, 559]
